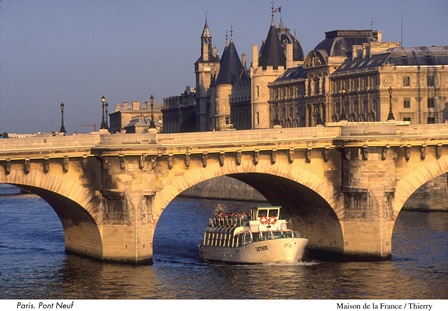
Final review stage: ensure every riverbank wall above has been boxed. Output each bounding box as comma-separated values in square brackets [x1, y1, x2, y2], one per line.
[180, 176, 448, 211]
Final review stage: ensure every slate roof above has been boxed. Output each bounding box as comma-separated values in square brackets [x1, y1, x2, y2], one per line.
[277, 19, 304, 61]
[274, 66, 307, 83]
[195, 19, 220, 64]
[258, 22, 286, 69]
[314, 30, 378, 59]
[333, 46, 448, 75]
[215, 39, 247, 85]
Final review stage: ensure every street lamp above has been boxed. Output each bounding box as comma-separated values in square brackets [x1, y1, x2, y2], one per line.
[100, 95, 107, 129]
[59, 102, 66, 134]
[387, 87, 395, 121]
[149, 95, 155, 128]
[340, 87, 347, 120]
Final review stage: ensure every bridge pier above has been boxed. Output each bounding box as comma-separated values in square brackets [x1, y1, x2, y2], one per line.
[339, 144, 396, 260]
[96, 189, 155, 264]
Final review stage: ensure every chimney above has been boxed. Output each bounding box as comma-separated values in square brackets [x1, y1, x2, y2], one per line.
[241, 53, 247, 69]
[251, 45, 259, 68]
[132, 101, 140, 110]
[286, 43, 293, 69]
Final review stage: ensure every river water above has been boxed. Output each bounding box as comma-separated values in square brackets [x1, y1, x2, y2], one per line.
[0, 184, 447, 305]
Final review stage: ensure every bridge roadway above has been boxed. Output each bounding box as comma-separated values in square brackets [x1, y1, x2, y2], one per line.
[1, 122, 448, 264]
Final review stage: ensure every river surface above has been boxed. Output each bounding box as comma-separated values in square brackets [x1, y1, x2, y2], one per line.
[0, 184, 447, 302]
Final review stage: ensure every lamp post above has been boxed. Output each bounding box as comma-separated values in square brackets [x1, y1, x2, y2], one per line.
[59, 102, 66, 134]
[105, 102, 109, 129]
[149, 95, 155, 128]
[387, 87, 395, 121]
[100, 95, 107, 129]
[340, 87, 347, 120]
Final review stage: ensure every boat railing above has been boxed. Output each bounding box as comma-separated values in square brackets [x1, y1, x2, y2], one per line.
[209, 215, 250, 228]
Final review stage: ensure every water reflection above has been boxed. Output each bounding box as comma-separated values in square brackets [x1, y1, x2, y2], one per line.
[0, 193, 447, 299]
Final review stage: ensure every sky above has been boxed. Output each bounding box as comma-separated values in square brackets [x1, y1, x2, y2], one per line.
[0, 0, 447, 134]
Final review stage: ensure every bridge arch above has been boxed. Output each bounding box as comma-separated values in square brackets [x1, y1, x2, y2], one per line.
[153, 156, 344, 256]
[0, 169, 103, 260]
[393, 155, 448, 218]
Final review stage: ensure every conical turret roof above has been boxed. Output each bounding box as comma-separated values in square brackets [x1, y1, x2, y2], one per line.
[258, 18, 286, 69]
[215, 37, 247, 85]
[201, 17, 211, 38]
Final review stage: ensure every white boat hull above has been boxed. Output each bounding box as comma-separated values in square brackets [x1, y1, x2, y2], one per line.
[198, 238, 308, 264]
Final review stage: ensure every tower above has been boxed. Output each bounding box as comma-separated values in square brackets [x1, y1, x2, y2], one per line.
[194, 16, 220, 131]
[213, 29, 247, 130]
[250, 9, 288, 129]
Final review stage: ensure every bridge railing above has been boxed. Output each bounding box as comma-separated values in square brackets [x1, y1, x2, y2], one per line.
[397, 123, 448, 136]
[155, 127, 342, 145]
[0, 133, 101, 154]
[3, 123, 448, 155]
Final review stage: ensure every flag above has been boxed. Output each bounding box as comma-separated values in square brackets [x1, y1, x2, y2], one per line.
[273, 7, 281, 13]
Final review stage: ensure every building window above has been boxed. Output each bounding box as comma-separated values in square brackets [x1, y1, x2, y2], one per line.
[403, 76, 410, 87]
[256, 86, 260, 98]
[256, 112, 260, 125]
[427, 76, 435, 87]
[403, 117, 411, 123]
[404, 98, 411, 108]
[427, 117, 435, 124]
[314, 79, 319, 95]
[428, 98, 435, 108]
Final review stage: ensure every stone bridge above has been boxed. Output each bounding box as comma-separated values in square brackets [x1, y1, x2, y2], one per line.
[1, 122, 448, 264]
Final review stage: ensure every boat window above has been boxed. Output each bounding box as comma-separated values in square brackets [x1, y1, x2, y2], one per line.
[268, 209, 279, 217]
[258, 209, 267, 218]
[244, 232, 252, 244]
[272, 231, 282, 238]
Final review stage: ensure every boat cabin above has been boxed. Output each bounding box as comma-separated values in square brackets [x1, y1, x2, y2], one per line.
[250, 206, 281, 221]
[202, 206, 300, 248]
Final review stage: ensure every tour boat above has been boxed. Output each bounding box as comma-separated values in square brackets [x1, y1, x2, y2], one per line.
[198, 206, 309, 264]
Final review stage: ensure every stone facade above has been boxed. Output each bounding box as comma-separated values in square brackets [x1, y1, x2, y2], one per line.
[270, 37, 448, 127]
[162, 86, 197, 133]
[109, 100, 163, 134]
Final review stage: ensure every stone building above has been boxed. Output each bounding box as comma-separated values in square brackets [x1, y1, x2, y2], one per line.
[109, 100, 163, 134]
[162, 9, 304, 132]
[250, 16, 304, 129]
[162, 9, 448, 132]
[269, 30, 448, 127]
[162, 86, 197, 133]
[210, 30, 248, 131]
[331, 45, 448, 124]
